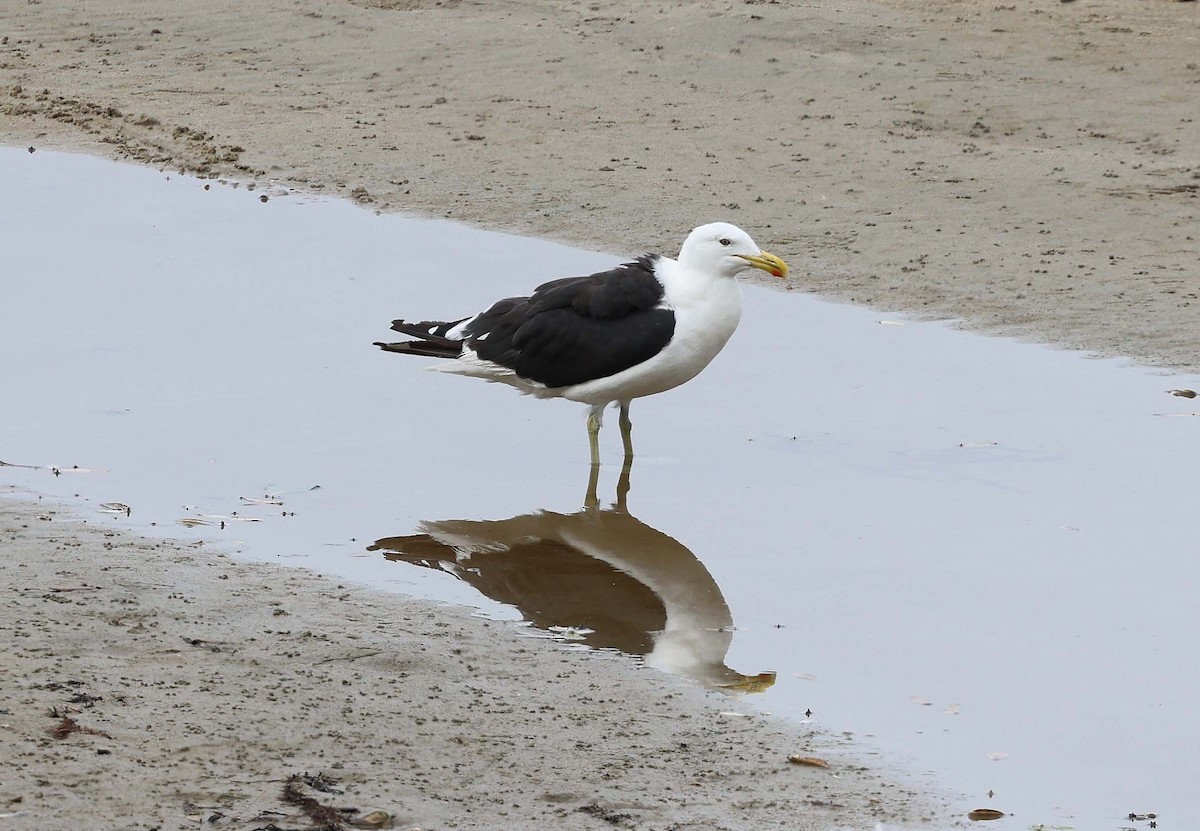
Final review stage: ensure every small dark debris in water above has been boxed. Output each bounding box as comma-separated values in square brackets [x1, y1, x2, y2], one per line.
[204, 183, 211, 190]
[805, 708, 813, 717]
[260, 194, 269, 203]
[1168, 389, 1197, 398]
[967, 808, 1006, 821]
[240, 495, 284, 506]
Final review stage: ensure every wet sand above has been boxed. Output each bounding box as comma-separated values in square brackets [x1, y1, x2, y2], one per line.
[0, 500, 935, 829]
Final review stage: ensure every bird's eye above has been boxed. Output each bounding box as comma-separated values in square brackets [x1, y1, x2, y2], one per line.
[719, 238, 732, 246]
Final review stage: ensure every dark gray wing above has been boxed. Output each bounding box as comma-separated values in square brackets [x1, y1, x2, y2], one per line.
[463, 256, 676, 388]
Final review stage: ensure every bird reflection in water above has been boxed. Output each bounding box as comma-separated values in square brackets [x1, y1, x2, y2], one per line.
[368, 462, 774, 694]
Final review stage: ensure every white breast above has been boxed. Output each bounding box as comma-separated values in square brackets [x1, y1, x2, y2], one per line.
[557, 269, 743, 406]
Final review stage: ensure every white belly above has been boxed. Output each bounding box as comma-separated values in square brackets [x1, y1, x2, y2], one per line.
[556, 281, 743, 406]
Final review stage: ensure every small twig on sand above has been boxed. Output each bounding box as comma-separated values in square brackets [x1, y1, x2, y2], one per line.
[314, 651, 384, 665]
[48, 715, 112, 740]
[281, 774, 347, 830]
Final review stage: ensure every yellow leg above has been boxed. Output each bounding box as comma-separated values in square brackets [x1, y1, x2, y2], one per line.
[587, 408, 602, 468]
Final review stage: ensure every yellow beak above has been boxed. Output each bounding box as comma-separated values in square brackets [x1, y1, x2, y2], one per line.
[736, 250, 789, 279]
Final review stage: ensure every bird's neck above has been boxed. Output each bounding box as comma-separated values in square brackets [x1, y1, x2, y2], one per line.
[658, 259, 742, 310]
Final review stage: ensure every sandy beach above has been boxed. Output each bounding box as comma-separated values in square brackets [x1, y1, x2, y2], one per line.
[2, 0, 1198, 827]
[0, 499, 935, 829]
[2, 0, 1197, 369]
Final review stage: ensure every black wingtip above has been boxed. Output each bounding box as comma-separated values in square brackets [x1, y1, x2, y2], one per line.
[374, 339, 462, 359]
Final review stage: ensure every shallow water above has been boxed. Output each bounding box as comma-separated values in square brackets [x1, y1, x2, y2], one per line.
[3, 147, 1198, 829]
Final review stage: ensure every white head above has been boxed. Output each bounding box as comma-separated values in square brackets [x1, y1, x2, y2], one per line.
[676, 222, 788, 280]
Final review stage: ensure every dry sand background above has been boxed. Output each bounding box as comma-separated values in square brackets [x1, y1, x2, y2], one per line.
[2, 0, 1198, 828]
[2, 0, 1197, 368]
